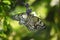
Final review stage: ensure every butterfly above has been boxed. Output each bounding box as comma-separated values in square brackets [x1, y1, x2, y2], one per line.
[12, 13, 46, 31]
[11, 3, 46, 31]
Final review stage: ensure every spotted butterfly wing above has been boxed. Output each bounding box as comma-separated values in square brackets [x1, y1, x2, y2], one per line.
[12, 13, 46, 31]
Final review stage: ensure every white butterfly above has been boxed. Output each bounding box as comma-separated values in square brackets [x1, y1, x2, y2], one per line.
[12, 12, 46, 31]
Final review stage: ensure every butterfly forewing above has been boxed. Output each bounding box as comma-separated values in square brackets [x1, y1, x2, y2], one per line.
[12, 13, 46, 31]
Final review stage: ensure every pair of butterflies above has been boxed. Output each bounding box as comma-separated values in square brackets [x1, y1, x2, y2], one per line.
[12, 12, 46, 31]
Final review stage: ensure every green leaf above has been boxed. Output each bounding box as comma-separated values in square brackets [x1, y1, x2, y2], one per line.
[3, 0, 11, 5]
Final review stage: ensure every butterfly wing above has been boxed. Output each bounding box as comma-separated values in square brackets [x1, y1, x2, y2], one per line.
[24, 15, 46, 31]
[12, 13, 46, 31]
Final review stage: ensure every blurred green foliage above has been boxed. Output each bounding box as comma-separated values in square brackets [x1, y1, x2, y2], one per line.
[0, 0, 59, 40]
